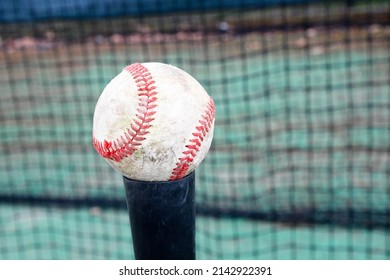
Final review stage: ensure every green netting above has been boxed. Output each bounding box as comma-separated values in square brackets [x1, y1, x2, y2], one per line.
[0, 0, 389, 259]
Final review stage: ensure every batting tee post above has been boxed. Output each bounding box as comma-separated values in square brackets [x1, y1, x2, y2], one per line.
[123, 171, 195, 260]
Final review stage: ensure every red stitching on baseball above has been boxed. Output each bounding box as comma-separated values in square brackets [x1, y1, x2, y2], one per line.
[169, 97, 215, 181]
[92, 63, 157, 162]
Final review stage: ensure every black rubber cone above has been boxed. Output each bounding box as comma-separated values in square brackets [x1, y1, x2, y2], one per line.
[123, 171, 195, 260]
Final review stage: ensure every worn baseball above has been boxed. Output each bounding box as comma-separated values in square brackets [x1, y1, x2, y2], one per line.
[92, 62, 215, 181]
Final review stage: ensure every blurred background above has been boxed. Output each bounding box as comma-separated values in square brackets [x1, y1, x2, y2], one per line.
[0, 0, 389, 259]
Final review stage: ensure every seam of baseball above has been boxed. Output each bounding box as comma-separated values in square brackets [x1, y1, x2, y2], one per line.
[169, 97, 215, 181]
[92, 63, 157, 162]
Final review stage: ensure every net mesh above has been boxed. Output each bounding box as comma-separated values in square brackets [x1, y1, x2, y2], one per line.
[0, 0, 389, 259]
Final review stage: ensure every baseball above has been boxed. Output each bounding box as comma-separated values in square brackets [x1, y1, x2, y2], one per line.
[92, 62, 215, 181]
